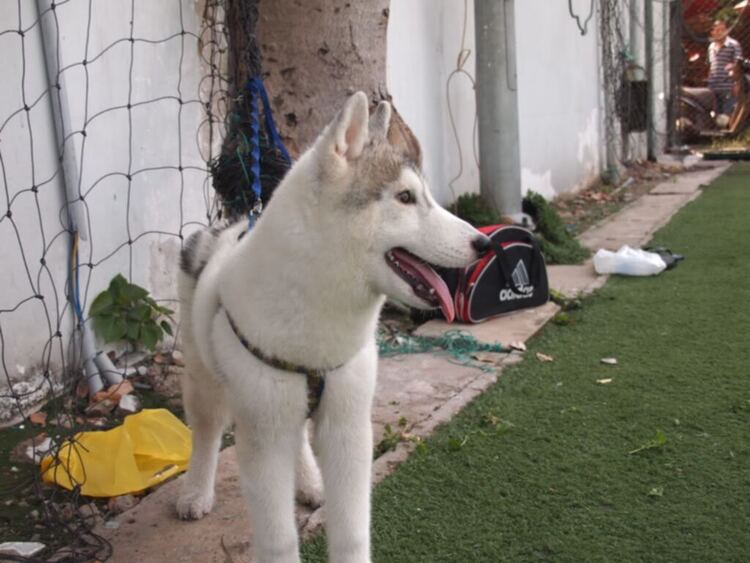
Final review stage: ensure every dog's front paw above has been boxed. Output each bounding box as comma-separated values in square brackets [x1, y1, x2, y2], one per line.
[176, 490, 215, 520]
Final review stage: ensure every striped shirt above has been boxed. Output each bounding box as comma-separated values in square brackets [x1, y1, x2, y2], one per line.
[708, 37, 743, 92]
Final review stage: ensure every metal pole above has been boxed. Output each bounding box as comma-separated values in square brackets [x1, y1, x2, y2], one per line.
[622, 0, 641, 162]
[474, 0, 523, 220]
[630, 0, 640, 63]
[667, 1, 683, 150]
[35, 0, 88, 240]
[644, 0, 657, 160]
[35, 0, 113, 394]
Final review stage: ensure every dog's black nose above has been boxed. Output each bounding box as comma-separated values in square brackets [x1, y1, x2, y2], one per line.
[472, 235, 491, 254]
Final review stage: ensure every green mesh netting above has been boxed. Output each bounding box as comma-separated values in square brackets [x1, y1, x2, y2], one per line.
[377, 330, 504, 371]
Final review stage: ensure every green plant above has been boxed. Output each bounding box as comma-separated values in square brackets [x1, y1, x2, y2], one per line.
[452, 193, 503, 227]
[628, 429, 667, 455]
[89, 274, 174, 351]
[374, 423, 405, 458]
[452, 191, 590, 265]
[523, 191, 590, 265]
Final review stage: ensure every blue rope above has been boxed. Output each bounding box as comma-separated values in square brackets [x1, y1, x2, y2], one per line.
[71, 234, 84, 321]
[250, 76, 292, 164]
[245, 81, 262, 205]
[242, 76, 291, 230]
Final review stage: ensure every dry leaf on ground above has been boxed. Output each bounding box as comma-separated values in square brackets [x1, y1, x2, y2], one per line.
[28, 412, 47, 426]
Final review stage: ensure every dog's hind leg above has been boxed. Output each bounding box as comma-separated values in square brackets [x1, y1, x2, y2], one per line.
[176, 371, 229, 520]
[295, 420, 324, 507]
[314, 345, 377, 563]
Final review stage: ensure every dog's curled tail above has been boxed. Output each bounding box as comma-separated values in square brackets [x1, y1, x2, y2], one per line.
[178, 226, 221, 336]
[180, 226, 221, 283]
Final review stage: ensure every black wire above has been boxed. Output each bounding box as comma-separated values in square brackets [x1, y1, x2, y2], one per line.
[569, 0, 596, 36]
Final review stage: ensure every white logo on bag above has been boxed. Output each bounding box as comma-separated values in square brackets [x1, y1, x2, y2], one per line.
[499, 260, 534, 302]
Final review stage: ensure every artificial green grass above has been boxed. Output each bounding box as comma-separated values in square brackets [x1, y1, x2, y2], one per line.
[302, 163, 750, 562]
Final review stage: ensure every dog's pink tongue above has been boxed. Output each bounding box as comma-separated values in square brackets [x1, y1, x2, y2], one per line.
[392, 249, 455, 323]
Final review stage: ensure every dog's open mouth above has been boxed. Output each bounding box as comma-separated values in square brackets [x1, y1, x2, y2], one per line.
[385, 248, 455, 322]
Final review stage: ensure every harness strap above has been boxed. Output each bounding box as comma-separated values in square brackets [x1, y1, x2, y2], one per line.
[223, 307, 335, 416]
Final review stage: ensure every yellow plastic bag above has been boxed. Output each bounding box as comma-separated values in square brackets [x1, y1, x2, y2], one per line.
[40, 409, 192, 497]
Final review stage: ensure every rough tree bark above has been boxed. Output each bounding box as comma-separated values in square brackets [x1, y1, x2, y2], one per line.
[256, 0, 391, 156]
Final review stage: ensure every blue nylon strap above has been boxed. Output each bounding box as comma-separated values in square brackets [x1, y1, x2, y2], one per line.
[250, 76, 292, 164]
[243, 76, 291, 230]
[245, 80, 262, 204]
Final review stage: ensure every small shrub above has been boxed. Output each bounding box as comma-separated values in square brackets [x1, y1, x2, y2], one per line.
[452, 193, 504, 227]
[452, 191, 590, 265]
[523, 191, 590, 265]
[89, 274, 174, 351]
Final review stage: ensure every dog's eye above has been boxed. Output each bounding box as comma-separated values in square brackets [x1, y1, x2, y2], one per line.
[397, 190, 415, 204]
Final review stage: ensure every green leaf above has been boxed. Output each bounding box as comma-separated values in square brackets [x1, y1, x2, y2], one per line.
[94, 315, 127, 343]
[89, 291, 114, 316]
[113, 317, 128, 340]
[141, 324, 161, 351]
[94, 315, 117, 342]
[160, 320, 173, 336]
[126, 321, 140, 341]
[629, 430, 668, 455]
[109, 274, 128, 300]
[122, 282, 148, 302]
[448, 436, 468, 451]
[135, 304, 152, 321]
[654, 429, 667, 447]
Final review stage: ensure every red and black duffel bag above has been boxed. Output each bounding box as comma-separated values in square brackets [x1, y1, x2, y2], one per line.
[441, 225, 549, 323]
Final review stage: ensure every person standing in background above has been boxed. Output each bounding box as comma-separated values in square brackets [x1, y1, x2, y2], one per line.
[707, 19, 743, 119]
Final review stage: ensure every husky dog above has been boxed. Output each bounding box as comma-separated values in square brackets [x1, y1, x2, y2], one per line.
[176, 92, 489, 563]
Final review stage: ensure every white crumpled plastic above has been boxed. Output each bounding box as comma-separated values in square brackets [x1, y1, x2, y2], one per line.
[593, 245, 667, 276]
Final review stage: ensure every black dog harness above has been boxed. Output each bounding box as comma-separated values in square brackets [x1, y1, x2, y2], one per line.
[223, 307, 338, 415]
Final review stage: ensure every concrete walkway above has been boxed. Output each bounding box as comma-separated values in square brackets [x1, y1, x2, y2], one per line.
[100, 162, 730, 562]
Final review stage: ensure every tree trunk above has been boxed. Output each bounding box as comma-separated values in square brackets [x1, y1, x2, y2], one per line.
[256, 0, 391, 156]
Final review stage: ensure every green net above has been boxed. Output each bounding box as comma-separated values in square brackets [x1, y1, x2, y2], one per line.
[377, 330, 505, 371]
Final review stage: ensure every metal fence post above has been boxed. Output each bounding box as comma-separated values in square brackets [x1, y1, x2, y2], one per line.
[645, 0, 657, 161]
[474, 0, 523, 219]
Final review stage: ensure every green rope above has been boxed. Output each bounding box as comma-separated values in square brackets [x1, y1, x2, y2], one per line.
[377, 330, 504, 371]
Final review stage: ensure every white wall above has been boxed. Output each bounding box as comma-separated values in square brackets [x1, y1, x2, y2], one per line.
[387, 0, 479, 205]
[0, 0, 215, 402]
[515, 0, 602, 198]
[387, 0, 662, 204]
[0, 2, 72, 394]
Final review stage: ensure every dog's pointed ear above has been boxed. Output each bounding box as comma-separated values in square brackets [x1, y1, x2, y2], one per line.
[326, 91, 369, 161]
[388, 107, 422, 169]
[369, 101, 392, 140]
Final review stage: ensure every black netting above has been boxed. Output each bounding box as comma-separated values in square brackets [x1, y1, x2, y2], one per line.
[0, 0, 236, 559]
